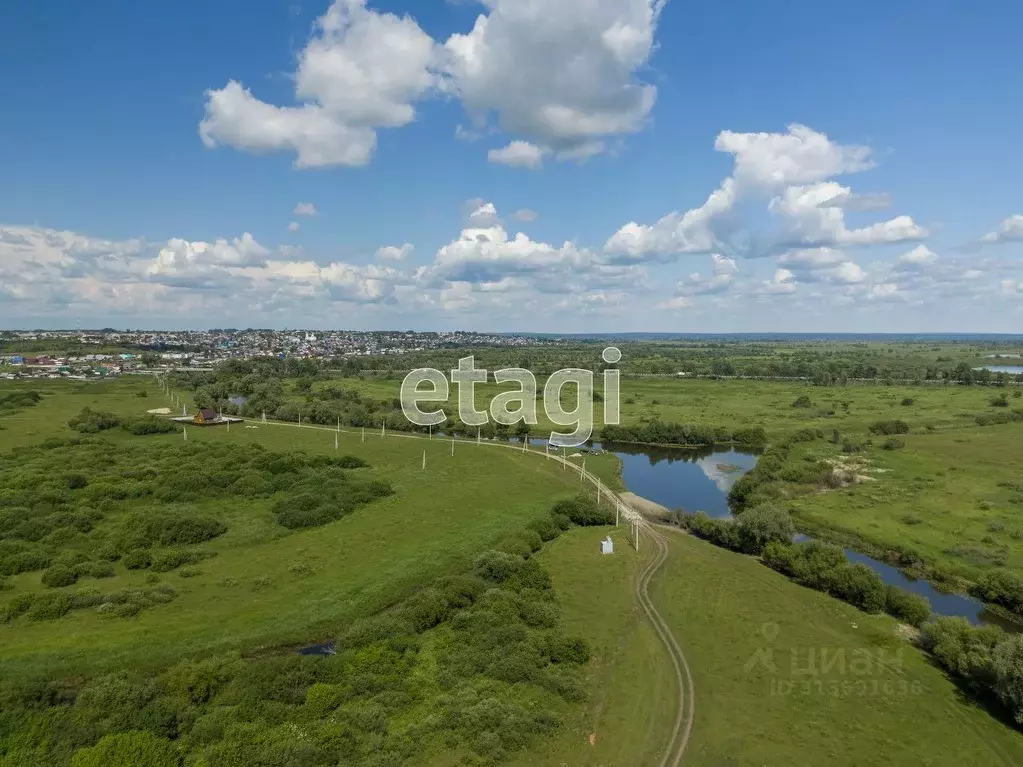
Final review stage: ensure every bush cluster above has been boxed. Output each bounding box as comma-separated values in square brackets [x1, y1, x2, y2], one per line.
[67, 408, 180, 436]
[680, 504, 794, 556]
[2, 583, 177, 623]
[868, 419, 910, 436]
[0, 389, 43, 414]
[762, 540, 931, 624]
[600, 421, 767, 448]
[971, 569, 1023, 617]
[920, 618, 1023, 725]
[0, 440, 392, 593]
[975, 409, 1023, 427]
[550, 494, 614, 527]
[3, 497, 595, 765]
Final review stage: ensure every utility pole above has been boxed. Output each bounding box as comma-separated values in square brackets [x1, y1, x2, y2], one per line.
[450, 437, 455, 456]
[421, 450, 426, 471]
[477, 428, 481, 445]
[183, 427, 188, 442]
[334, 432, 338, 451]
[362, 426, 366, 443]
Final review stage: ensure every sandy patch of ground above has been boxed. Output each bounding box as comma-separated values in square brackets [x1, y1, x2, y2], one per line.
[621, 491, 670, 520]
[146, 407, 172, 415]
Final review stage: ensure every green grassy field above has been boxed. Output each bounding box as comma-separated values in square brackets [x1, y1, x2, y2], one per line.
[299, 374, 1012, 440]
[791, 422, 1023, 581]
[651, 529, 1023, 765]
[522, 526, 1023, 765]
[0, 379, 594, 685]
[4, 376, 1023, 765]
[507, 527, 676, 767]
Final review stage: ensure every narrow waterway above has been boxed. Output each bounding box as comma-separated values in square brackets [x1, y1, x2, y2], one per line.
[592, 439, 1016, 631]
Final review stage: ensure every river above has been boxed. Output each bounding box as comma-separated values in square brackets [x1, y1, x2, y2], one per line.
[593, 440, 1017, 631]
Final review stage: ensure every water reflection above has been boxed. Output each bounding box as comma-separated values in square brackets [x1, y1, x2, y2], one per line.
[595, 441, 760, 519]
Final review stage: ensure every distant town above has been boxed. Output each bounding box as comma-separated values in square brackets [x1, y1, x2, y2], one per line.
[0, 329, 559, 380]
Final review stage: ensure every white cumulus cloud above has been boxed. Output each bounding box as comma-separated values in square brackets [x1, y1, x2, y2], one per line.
[488, 141, 548, 169]
[981, 214, 1023, 244]
[200, 0, 442, 168]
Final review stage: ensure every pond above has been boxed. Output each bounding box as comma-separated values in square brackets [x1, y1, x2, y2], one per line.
[594, 442, 759, 518]
[978, 365, 1023, 375]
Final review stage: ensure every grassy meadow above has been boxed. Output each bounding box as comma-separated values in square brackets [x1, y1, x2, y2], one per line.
[2, 373, 1023, 764]
[294, 373, 1014, 441]
[650, 529, 1023, 765]
[791, 421, 1023, 581]
[506, 526, 1023, 765]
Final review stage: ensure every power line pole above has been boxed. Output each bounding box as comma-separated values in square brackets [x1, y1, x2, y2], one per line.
[421, 450, 426, 471]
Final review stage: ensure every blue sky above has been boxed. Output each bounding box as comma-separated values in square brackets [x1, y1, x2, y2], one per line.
[1, 0, 1021, 331]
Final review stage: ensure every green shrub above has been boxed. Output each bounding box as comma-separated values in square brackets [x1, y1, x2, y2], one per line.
[883, 585, 931, 626]
[70, 730, 180, 767]
[551, 495, 614, 527]
[734, 504, 795, 555]
[123, 416, 179, 435]
[526, 516, 561, 542]
[972, 569, 1023, 616]
[65, 473, 89, 489]
[41, 565, 78, 588]
[94, 542, 121, 562]
[882, 437, 906, 450]
[120, 511, 227, 549]
[993, 634, 1023, 724]
[68, 407, 122, 433]
[123, 549, 152, 570]
[474, 550, 524, 583]
[151, 549, 206, 573]
[820, 563, 886, 612]
[0, 549, 52, 576]
[868, 419, 910, 436]
[25, 592, 72, 621]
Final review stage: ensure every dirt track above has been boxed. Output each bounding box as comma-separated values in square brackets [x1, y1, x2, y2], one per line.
[634, 524, 696, 766]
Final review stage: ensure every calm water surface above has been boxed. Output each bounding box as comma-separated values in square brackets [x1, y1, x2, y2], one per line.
[601, 442, 1016, 630]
